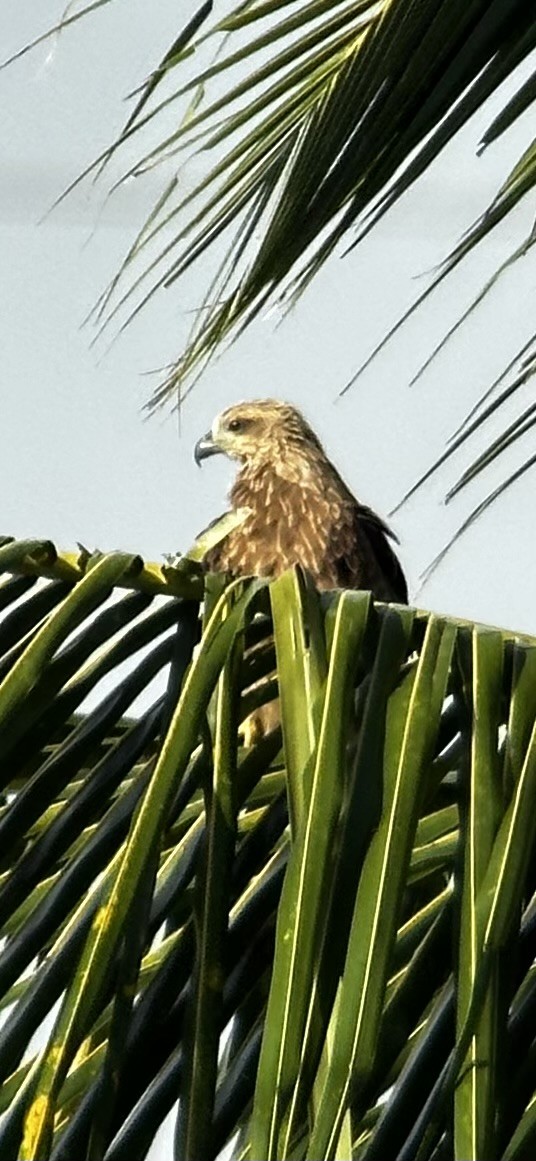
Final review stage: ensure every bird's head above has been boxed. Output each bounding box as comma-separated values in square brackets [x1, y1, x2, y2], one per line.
[194, 399, 322, 469]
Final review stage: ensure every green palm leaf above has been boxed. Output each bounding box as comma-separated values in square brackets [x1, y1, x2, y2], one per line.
[7, 4, 534, 404]
[0, 536, 535, 1159]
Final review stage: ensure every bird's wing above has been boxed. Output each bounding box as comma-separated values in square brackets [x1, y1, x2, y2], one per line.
[354, 503, 408, 603]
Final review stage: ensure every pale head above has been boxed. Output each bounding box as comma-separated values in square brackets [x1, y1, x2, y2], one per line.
[194, 399, 322, 468]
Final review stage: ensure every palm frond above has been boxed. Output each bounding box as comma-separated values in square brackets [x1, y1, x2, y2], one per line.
[79, 0, 536, 409]
[8, 3, 535, 403]
[0, 537, 535, 1159]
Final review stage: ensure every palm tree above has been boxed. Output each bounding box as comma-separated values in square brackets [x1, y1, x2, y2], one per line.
[2, 6, 536, 1160]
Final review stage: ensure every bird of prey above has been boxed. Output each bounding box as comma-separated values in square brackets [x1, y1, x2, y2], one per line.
[194, 399, 408, 603]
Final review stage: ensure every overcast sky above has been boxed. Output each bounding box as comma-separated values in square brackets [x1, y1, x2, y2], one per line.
[1, 5, 535, 1159]
[2, 3, 536, 641]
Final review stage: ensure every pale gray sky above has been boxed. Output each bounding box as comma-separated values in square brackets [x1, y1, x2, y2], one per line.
[1, 4, 536, 1159]
[2, 3, 536, 639]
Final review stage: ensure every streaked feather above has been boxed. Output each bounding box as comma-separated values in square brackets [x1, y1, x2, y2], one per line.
[200, 400, 407, 603]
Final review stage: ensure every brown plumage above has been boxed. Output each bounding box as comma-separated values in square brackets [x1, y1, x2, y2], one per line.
[194, 399, 407, 602]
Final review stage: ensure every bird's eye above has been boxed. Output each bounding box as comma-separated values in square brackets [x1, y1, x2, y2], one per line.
[228, 418, 243, 433]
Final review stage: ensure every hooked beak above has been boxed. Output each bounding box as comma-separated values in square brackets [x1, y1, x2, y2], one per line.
[194, 431, 221, 467]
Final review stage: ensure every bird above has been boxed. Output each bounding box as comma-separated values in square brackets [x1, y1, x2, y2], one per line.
[194, 399, 408, 603]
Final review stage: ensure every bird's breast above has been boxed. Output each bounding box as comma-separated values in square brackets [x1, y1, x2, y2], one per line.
[214, 472, 347, 584]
